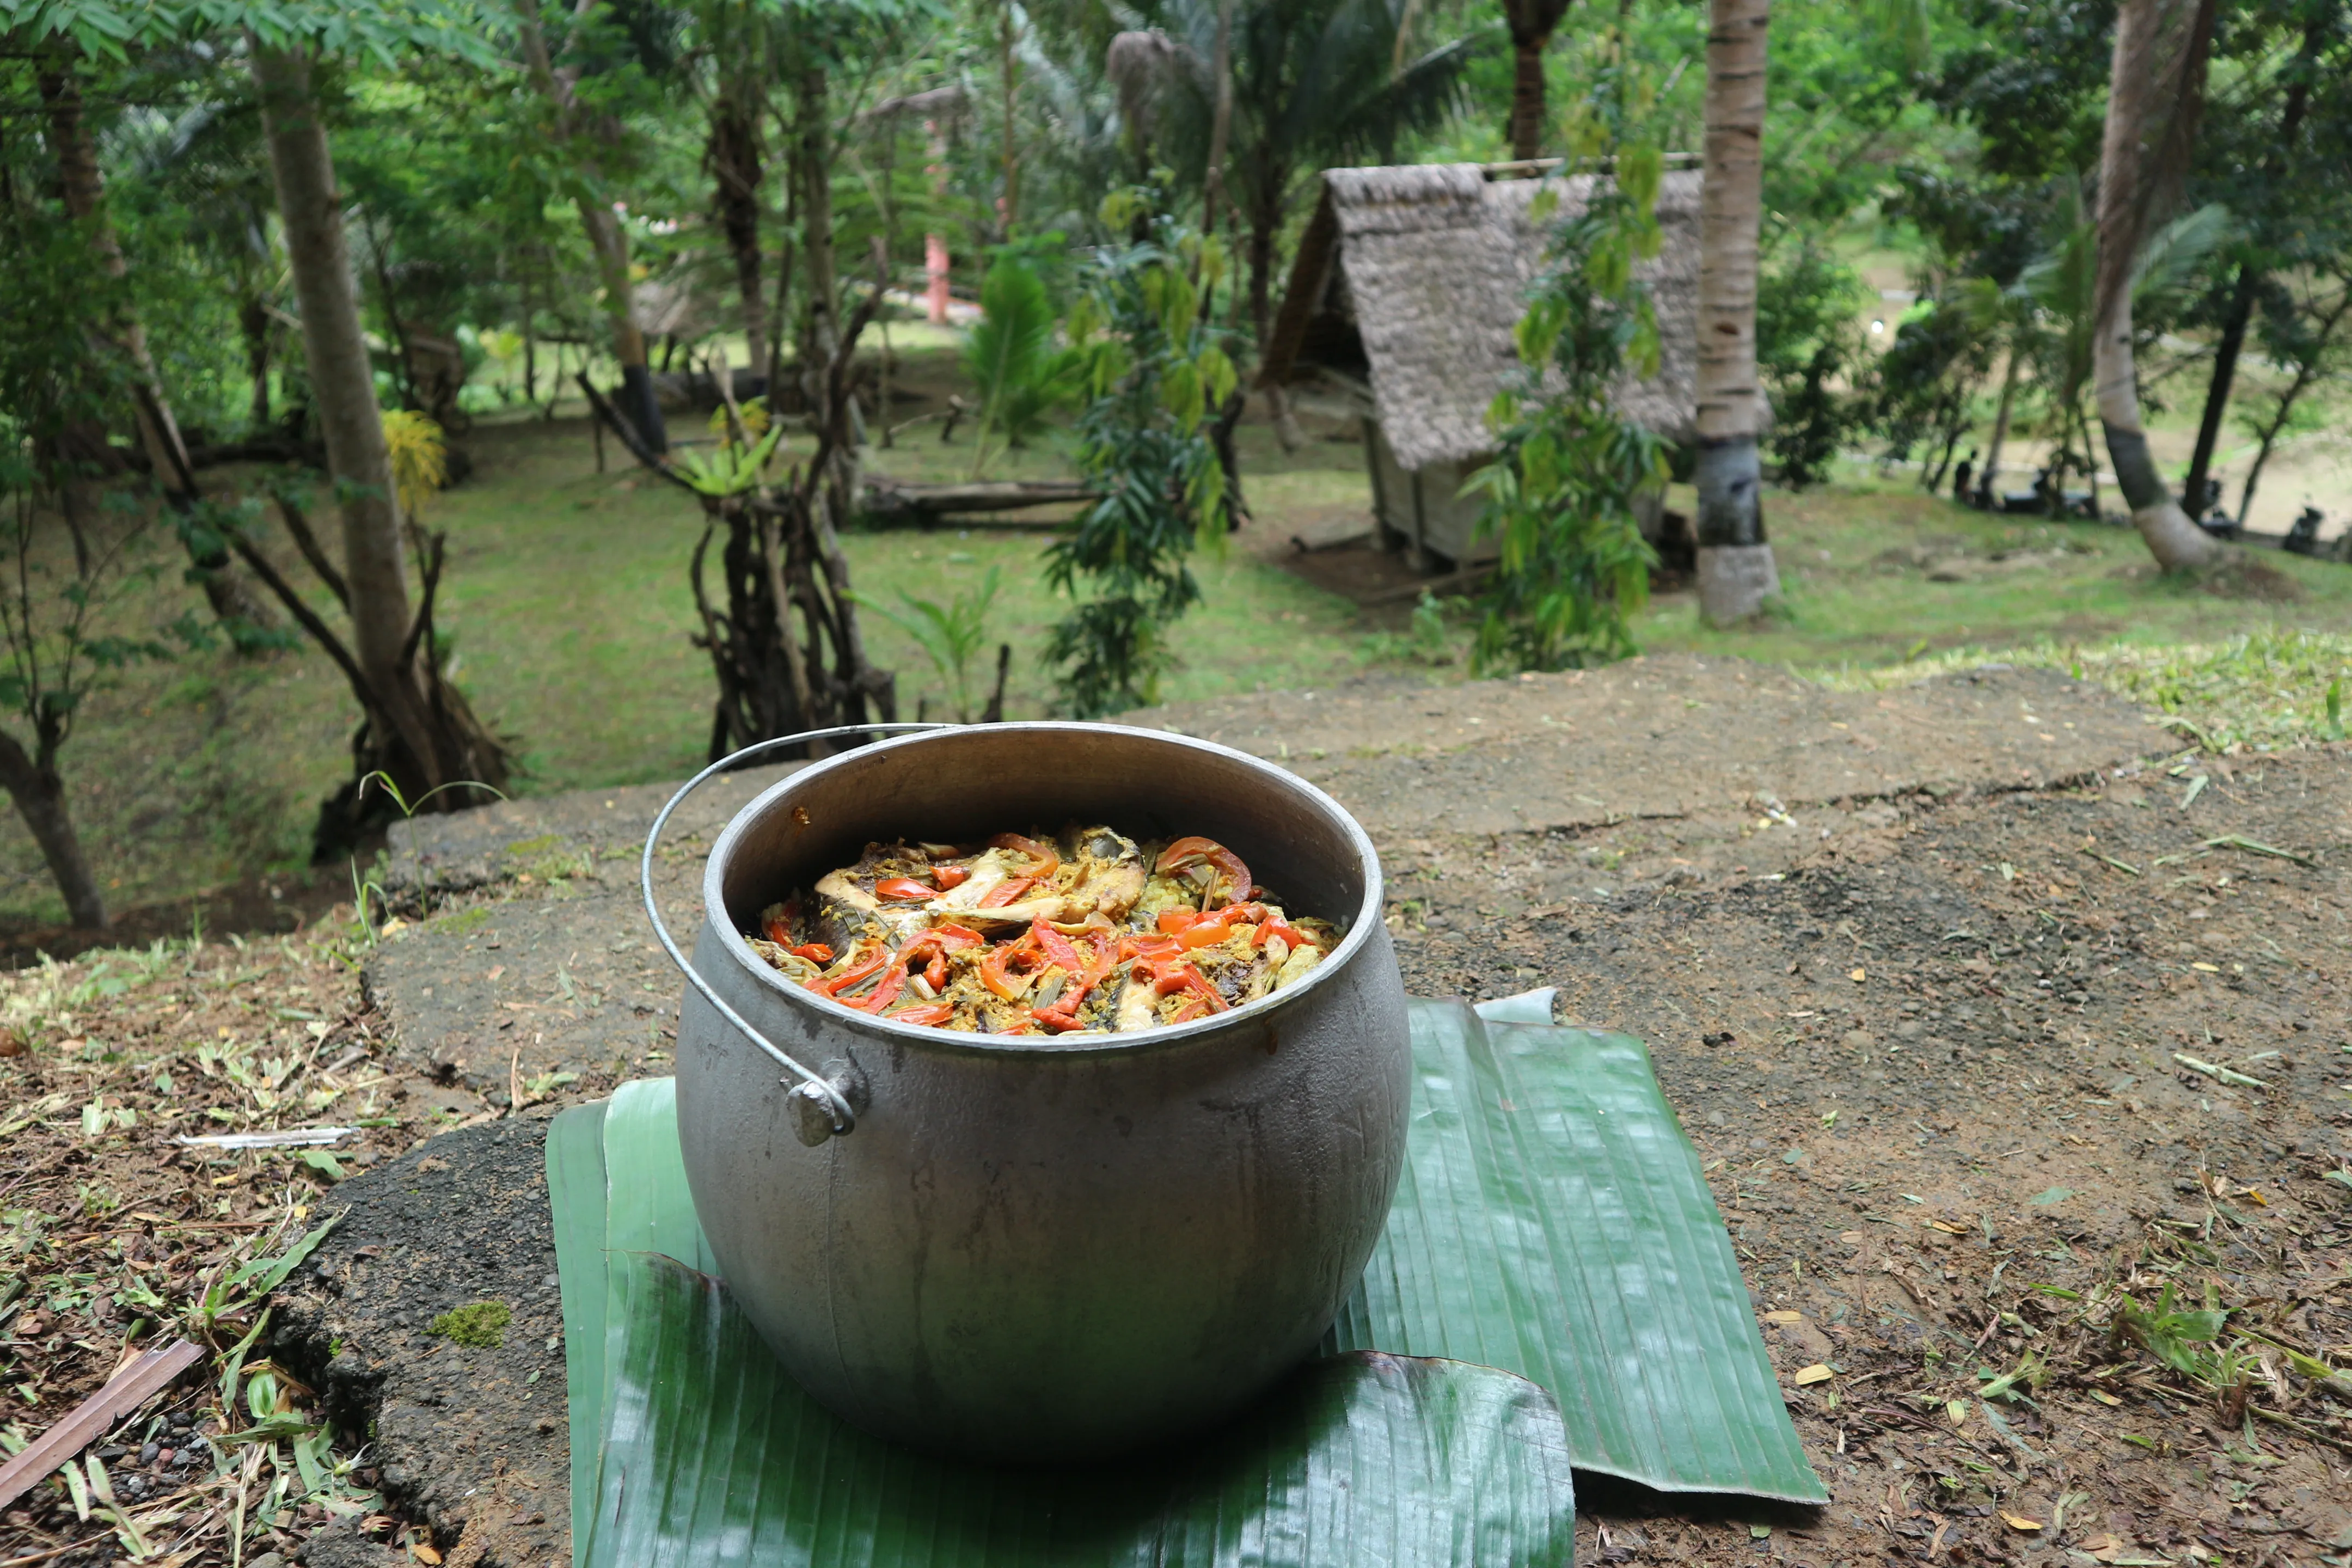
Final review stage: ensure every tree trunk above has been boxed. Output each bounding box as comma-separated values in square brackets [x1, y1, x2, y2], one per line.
[2179, 41, 2311, 515]
[251, 42, 448, 788]
[2179, 266, 2253, 518]
[513, 0, 664, 450]
[797, 66, 840, 373]
[36, 53, 278, 636]
[2092, 0, 2222, 571]
[240, 296, 273, 430]
[1503, 0, 1570, 162]
[1976, 342, 2022, 503]
[999, 0, 1020, 232]
[1510, 36, 1547, 161]
[1203, 0, 1235, 232]
[2236, 285, 2352, 528]
[1694, 0, 1780, 625]
[0, 731, 105, 929]
[709, 90, 769, 382]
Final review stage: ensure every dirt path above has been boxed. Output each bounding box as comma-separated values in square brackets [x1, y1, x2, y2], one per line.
[6, 659, 2350, 1568]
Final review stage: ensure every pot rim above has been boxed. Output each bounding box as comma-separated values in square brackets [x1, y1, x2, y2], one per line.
[696, 721, 1387, 1057]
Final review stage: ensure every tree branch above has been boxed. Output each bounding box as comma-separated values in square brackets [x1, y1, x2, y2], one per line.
[575, 372, 700, 493]
[268, 486, 351, 609]
[222, 526, 381, 714]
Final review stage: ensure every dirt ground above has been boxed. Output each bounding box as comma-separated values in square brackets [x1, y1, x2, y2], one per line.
[3, 666, 2350, 1567]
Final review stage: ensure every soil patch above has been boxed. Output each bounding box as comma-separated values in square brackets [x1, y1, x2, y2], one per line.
[9, 661, 2352, 1568]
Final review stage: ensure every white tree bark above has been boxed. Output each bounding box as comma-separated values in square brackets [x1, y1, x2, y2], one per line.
[1694, 0, 1780, 625]
[2092, 0, 2222, 569]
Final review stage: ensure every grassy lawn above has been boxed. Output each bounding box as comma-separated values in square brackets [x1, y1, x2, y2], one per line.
[8, 348, 2352, 930]
[1633, 473, 2352, 667]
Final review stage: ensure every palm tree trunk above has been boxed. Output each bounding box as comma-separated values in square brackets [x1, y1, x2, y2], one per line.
[35, 53, 277, 636]
[2092, 0, 2221, 571]
[250, 41, 446, 785]
[1694, 0, 1780, 624]
[1502, 0, 1569, 162]
[0, 730, 105, 930]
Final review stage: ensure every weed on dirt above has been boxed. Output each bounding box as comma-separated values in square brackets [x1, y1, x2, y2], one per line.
[0, 926, 495, 1566]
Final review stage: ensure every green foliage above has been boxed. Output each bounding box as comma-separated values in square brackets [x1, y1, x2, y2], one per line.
[1755, 246, 1867, 489]
[855, 566, 1004, 723]
[1465, 73, 1664, 675]
[0, 0, 512, 67]
[428, 1299, 513, 1349]
[963, 253, 1081, 477]
[1043, 189, 1235, 718]
[672, 424, 785, 498]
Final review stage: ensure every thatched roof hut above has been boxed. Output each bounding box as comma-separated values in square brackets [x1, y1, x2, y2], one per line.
[1260, 162, 1702, 569]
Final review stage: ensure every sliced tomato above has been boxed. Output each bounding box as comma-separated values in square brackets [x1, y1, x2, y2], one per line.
[989, 832, 1062, 877]
[807, 945, 886, 998]
[981, 934, 1049, 1000]
[762, 913, 793, 945]
[932, 865, 971, 891]
[886, 1002, 954, 1027]
[977, 875, 1038, 909]
[1250, 919, 1317, 953]
[789, 942, 835, 964]
[1155, 837, 1252, 906]
[874, 877, 933, 902]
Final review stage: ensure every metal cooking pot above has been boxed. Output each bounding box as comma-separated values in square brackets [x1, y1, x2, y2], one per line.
[648, 722, 1411, 1463]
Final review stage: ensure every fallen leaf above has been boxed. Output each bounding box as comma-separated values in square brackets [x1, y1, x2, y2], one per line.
[2028, 1186, 2073, 1206]
[2088, 1388, 2123, 1406]
[1762, 1310, 1804, 1324]
[1849, 967, 1867, 983]
[1749, 1525, 1772, 1540]
[1793, 1364, 1834, 1385]
[2000, 1512, 2043, 1533]
[1946, 1399, 1969, 1426]
[1926, 1219, 1968, 1234]
[2191, 962, 2220, 973]
[0, 1028, 24, 1057]
[411, 1540, 443, 1566]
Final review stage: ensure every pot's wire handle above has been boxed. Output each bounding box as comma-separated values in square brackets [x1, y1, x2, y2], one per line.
[641, 723, 954, 1139]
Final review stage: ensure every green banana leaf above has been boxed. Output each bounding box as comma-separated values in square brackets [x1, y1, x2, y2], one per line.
[546, 993, 1818, 1564]
[1330, 998, 1826, 1503]
[587, 1249, 1575, 1567]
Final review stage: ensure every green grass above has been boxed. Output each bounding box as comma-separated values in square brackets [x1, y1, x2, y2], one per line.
[1627, 473, 2352, 665]
[10, 359, 2352, 930]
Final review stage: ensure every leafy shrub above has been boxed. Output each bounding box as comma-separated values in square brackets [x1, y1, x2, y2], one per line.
[1043, 189, 1236, 717]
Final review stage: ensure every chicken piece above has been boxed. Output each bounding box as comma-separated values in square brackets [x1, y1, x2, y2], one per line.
[1112, 975, 1160, 1033]
[930, 827, 1148, 929]
[813, 867, 929, 947]
[1272, 942, 1324, 991]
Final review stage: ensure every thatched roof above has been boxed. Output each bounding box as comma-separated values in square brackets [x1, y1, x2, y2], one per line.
[1260, 162, 1702, 471]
